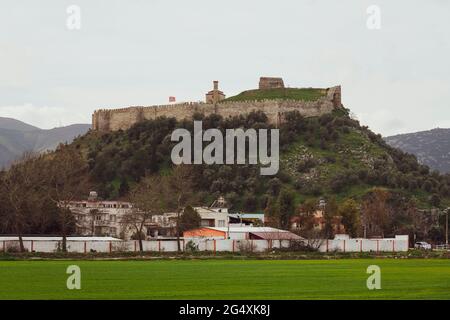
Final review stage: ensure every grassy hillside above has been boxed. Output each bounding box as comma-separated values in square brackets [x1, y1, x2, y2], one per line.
[71, 108, 450, 212]
[223, 88, 326, 102]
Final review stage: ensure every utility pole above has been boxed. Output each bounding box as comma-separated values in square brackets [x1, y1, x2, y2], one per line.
[446, 208, 449, 246]
[227, 214, 230, 239]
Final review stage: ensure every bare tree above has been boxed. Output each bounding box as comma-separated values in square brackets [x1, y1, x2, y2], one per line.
[361, 188, 391, 238]
[123, 175, 167, 252]
[298, 229, 327, 251]
[165, 165, 196, 252]
[1, 153, 45, 252]
[44, 146, 88, 252]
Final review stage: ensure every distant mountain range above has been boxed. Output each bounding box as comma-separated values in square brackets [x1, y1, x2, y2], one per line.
[385, 128, 450, 174]
[0, 117, 90, 169]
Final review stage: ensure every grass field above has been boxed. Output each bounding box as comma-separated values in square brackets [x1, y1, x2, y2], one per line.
[0, 259, 449, 300]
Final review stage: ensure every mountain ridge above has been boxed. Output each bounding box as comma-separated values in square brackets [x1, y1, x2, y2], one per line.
[385, 128, 450, 174]
[0, 117, 40, 132]
[0, 117, 91, 168]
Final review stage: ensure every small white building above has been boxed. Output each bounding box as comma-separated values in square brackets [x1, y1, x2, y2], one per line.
[149, 196, 230, 235]
[194, 207, 229, 228]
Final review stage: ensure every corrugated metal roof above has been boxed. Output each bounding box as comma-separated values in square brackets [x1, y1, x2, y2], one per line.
[228, 213, 264, 218]
[208, 227, 289, 233]
[251, 232, 303, 240]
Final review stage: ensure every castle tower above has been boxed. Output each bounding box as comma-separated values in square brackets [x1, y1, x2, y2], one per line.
[205, 80, 226, 104]
[259, 77, 285, 90]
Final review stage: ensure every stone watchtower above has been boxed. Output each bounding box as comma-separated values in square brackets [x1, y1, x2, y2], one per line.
[259, 77, 285, 90]
[205, 80, 226, 104]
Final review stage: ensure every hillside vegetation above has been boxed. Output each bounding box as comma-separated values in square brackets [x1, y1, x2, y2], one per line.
[71, 108, 450, 213]
[223, 88, 326, 102]
[3, 107, 450, 241]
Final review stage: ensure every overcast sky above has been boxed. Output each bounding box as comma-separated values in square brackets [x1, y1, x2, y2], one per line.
[0, 0, 449, 136]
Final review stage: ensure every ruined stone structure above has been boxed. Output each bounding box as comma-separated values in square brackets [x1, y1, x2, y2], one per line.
[92, 80, 342, 132]
[259, 77, 285, 90]
[205, 80, 226, 104]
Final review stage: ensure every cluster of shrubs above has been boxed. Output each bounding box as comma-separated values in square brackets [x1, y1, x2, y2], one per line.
[80, 108, 450, 210]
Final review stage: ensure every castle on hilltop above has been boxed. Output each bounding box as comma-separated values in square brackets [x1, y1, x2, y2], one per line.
[92, 77, 342, 132]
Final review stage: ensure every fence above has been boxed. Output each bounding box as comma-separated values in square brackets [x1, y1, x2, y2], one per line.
[1, 236, 409, 254]
[435, 244, 450, 251]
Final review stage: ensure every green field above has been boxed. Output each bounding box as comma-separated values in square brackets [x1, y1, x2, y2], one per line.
[0, 259, 449, 300]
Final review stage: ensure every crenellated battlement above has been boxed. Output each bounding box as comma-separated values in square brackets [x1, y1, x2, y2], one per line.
[92, 83, 342, 132]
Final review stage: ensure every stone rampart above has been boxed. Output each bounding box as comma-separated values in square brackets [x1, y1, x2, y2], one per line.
[92, 86, 342, 131]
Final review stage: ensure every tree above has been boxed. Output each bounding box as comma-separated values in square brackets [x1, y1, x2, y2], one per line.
[0, 153, 45, 252]
[179, 206, 201, 234]
[242, 193, 258, 212]
[323, 197, 339, 238]
[267, 178, 282, 196]
[296, 198, 317, 232]
[278, 189, 296, 230]
[430, 194, 441, 207]
[123, 175, 167, 252]
[338, 199, 360, 237]
[361, 188, 391, 237]
[118, 180, 130, 197]
[165, 165, 196, 252]
[44, 147, 88, 252]
[264, 196, 280, 228]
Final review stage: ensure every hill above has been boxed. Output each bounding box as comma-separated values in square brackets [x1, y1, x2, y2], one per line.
[0, 117, 39, 132]
[71, 108, 450, 213]
[0, 117, 91, 168]
[3, 107, 450, 240]
[385, 128, 450, 174]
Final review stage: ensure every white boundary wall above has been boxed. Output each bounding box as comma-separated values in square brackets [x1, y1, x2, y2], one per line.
[1, 236, 409, 253]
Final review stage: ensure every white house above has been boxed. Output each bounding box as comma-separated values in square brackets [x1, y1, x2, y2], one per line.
[67, 191, 133, 239]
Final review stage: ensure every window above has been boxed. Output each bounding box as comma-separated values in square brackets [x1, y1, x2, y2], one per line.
[218, 220, 225, 227]
[110, 215, 116, 222]
[200, 220, 210, 227]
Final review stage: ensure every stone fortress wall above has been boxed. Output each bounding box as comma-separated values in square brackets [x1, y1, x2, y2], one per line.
[92, 78, 342, 132]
